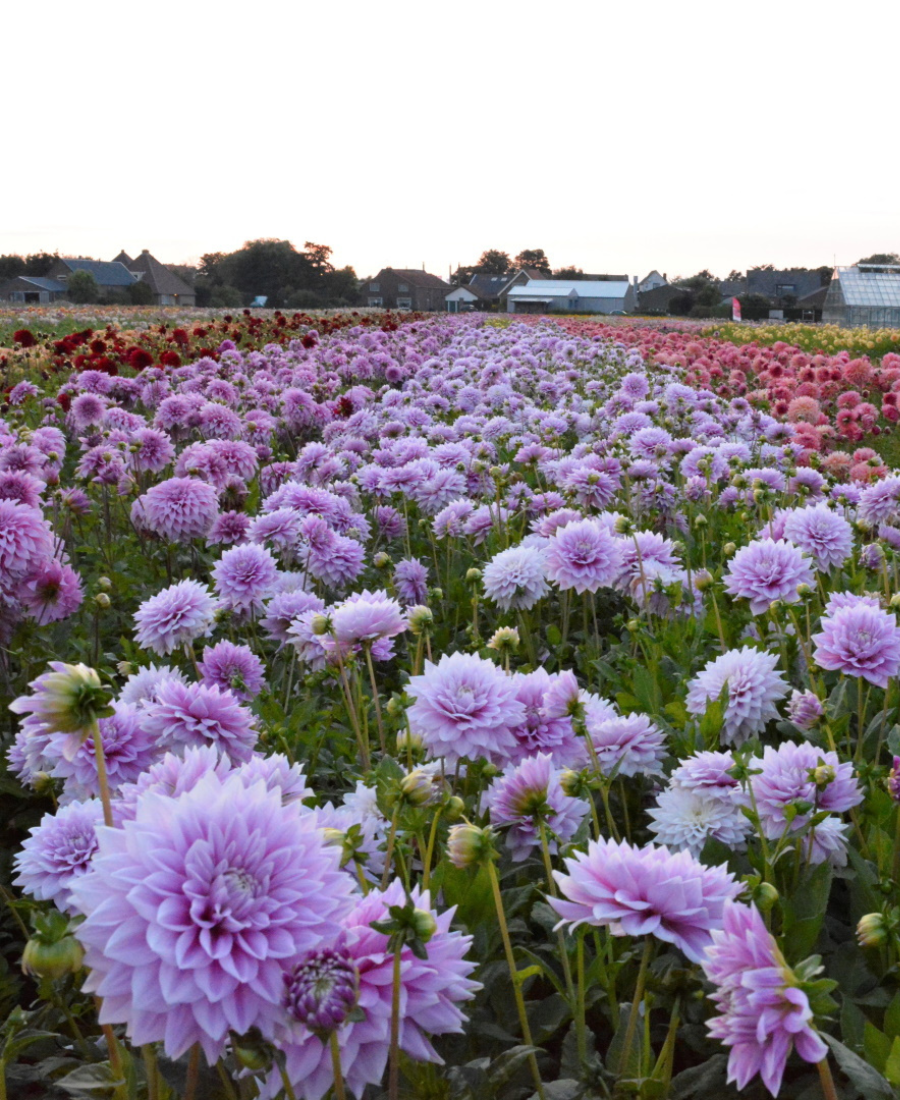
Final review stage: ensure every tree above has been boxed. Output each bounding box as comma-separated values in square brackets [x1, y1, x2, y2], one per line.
[475, 250, 511, 275]
[553, 266, 585, 280]
[857, 253, 900, 265]
[127, 279, 155, 305]
[749, 263, 775, 272]
[67, 270, 99, 304]
[726, 269, 744, 281]
[668, 290, 694, 316]
[738, 293, 772, 321]
[515, 249, 551, 276]
[304, 242, 334, 274]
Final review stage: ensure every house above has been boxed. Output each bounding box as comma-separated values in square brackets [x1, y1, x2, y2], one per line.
[363, 268, 450, 311]
[114, 250, 196, 306]
[0, 275, 67, 304]
[638, 270, 667, 292]
[505, 279, 636, 314]
[745, 268, 823, 308]
[823, 265, 900, 328]
[445, 271, 532, 312]
[47, 257, 138, 294]
[636, 283, 688, 315]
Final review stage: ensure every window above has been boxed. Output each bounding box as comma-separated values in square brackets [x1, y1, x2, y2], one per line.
[370, 282, 380, 291]
[775, 284, 796, 296]
[368, 296, 383, 307]
[398, 283, 408, 292]
[397, 297, 412, 309]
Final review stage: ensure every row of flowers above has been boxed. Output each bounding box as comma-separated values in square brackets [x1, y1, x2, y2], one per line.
[3, 311, 900, 1098]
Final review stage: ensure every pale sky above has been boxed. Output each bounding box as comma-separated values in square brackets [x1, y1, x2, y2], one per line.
[4, 0, 898, 282]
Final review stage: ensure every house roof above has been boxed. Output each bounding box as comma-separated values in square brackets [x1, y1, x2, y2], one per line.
[7, 276, 67, 291]
[124, 250, 194, 297]
[113, 250, 134, 267]
[795, 285, 829, 309]
[834, 266, 900, 307]
[508, 280, 630, 299]
[380, 268, 450, 289]
[58, 258, 137, 287]
[466, 274, 511, 299]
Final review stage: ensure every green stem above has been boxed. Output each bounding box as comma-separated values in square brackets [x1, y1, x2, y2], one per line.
[184, 1044, 201, 1100]
[91, 721, 114, 828]
[817, 1055, 839, 1100]
[422, 806, 443, 890]
[276, 1059, 298, 1100]
[0, 1058, 6, 1100]
[485, 858, 546, 1100]
[143, 1046, 160, 1100]
[363, 644, 386, 754]
[381, 807, 401, 890]
[576, 932, 587, 1066]
[618, 939, 653, 1079]
[388, 943, 402, 1100]
[538, 821, 576, 1006]
[329, 1031, 347, 1100]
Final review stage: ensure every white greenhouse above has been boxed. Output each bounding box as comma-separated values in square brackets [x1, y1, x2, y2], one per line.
[822, 265, 900, 328]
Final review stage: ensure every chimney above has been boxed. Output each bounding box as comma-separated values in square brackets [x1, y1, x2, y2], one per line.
[632, 275, 638, 286]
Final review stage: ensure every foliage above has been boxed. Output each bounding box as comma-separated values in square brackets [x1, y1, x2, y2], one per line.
[64, 271, 99, 305]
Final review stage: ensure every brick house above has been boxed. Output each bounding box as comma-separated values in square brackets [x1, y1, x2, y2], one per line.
[363, 268, 450, 311]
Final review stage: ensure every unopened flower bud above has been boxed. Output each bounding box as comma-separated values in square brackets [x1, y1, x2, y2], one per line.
[429, 587, 443, 601]
[373, 552, 391, 570]
[796, 583, 814, 599]
[447, 823, 495, 868]
[487, 626, 519, 653]
[22, 935, 84, 980]
[310, 614, 330, 636]
[395, 726, 421, 753]
[407, 605, 434, 636]
[751, 881, 779, 913]
[723, 542, 736, 557]
[693, 570, 713, 592]
[97, 576, 112, 590]
[411, 908, 438, 944]
[444, 795, 465, 821]
[614, 516, 634, 536]
[626, 619, 640, 633]
[116, 661, 134, 677]
[857, 912, 890, 948]
[94, 592, 111, 609]
[400, 769, 434, 806]
[465, 568, 482, 586]
[693, 514, 707, 528]
[810, 764, 836, 790]
[559, 768, 588, 798]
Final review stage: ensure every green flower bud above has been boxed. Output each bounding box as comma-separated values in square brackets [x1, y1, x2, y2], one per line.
[444, 795, 465, 822]
[22, 935, 84, 980]
[310, 614, 330, 637]
[94, 592, 111, 609]
[447, 823, 495, 868]
[465, 568, 482, 586]
[857, 912, 890, 948]
[373, 552, 391, 570]
[407, 605, 434, 636]
[97, 576, 112, 590]
[487, 626, 519, 653]
[411, 908, 438, 944]
[723, 542, 736, 557]
[751, 881, 779, 913]
[693, 514, 707, 528]
[400, 769, 435, 806]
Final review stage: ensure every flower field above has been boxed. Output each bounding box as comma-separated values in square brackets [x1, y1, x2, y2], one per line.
[4, 310, 900, 1099]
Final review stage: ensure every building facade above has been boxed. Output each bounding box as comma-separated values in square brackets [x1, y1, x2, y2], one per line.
[363, 269, 450, 311]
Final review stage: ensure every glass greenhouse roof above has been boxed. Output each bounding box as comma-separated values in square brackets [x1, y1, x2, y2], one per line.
[837, 267, 900, 307]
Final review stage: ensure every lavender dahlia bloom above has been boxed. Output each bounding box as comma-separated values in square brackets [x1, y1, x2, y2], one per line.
[701, 901, 828, 1096]
[407, 653, 525, 766]
[648, 787, 751, 857]
[14, 799, 103, 914]
[71, 772, 355, 1062]
[507, 668, 581, 765]
[786, 689, 824, 731]
[284, 942, 359, 1033]
[133, 580, 217, 657]
[330, 589, 408, 645]
[482, 545, 549, 611]
[550, 837, 741, 963]
[212, 543, 279, 614]
[812, 600, 900, 689]
[16, 559, 84, 625]
[50, 703, 159, 801]
[485, 753, 590, 862]
[581, 710, 667, 777]
[198, 641, 266, 701]
[139, 680, 258, 763]
[749, 741, 862, 839]
[544, 519, 624, 595]
[686, 647, 788, 746]
[261, 881, 479, 1100]
[393, 557, 429, 604]
[781, 504, 853, 572]
[131, 477, 219, 543]
[0, 500, 54, 585]
[723, 539, 814, 615]
[669, 751, 739, 800]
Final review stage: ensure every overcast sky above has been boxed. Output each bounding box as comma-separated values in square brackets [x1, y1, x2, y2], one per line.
[4, 0, 898, 282]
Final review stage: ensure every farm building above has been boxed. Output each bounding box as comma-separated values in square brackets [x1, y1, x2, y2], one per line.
[822, 266, 900, 328]
[114, 250, 196, 306]
[47, 258, 138, 293]
[363, 269, 450, 311]
[505, 279, 635, 314]
[0, 276, 67, 304]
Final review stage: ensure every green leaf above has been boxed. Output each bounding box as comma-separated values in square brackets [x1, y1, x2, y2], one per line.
[546, 624, 562, 646]
[438, 860, 495, 929]
[57, 1063, 126, 1097]
[486, 1045, 541, 1089]
[782, 861, 832, 961]
[824, 1033, 897, 1100]
[885, 994, 900, 1041]
[669, 1056, 729, 1100]
[885, 1037, 900, 1088]
[866, 1022, 893, 1073]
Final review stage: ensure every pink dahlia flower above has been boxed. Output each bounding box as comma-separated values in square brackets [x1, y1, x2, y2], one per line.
[812, 600, 900, 688]
[686, 647, 788, 746]
[330, 589, 408, 645]
[550, 836, 741, 963]
[139, 680, 258, 763]
[482, 545, 549, 611]
[71, 771, 356, 1062]
[261, 881, 479, 1100]
[544, 519, 625, 595]
[213, 543, 279, 614]
[133, 580, 217, 656]
[131, 477, 219, 543]
[407, 652, 525, 766]
[14, 799, 103, 914]
[723, 538, 814, 615]
[0, 500, 54, 586]
[198, 640, 266, 701]
[702, 901, 828, 1096]
[485, 752, 589, 861]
